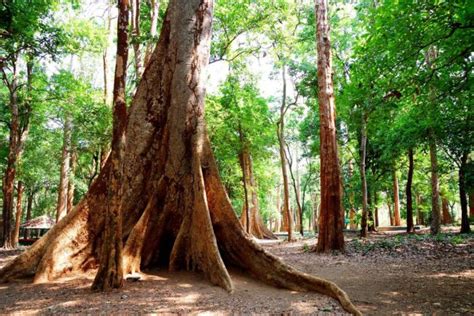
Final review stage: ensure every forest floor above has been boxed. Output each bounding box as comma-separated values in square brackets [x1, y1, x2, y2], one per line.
[0, 228, 473, 315]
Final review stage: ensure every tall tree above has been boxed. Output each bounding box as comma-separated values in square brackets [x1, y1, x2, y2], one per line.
[406, 148, 415, 233]
[277, 66, 294, 241]
[315, 0, 344, 252]
[11, 181, 24, 247]
[91, 0, 129, 291]
[392, 169, 401, 226]
[0, 1, 360, 314]
[56, 115, 72, 222]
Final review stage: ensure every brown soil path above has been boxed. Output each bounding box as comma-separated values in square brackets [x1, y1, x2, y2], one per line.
[0, 231, 472, 315]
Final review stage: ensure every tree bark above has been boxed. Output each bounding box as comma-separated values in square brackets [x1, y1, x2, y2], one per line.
[91, 0, 129, 291]
[67, 150, 77, 213]
[2, 60, 20, 249]
[406, 148, 414, 233]
[416, 194, 424, 226]
[144, 0, 160, 67]
[56, 115, 72, 222]
[359, 114, 368, 237]
[392, 169, 401, 226]
[131, 0, 143, 78]
[286, 144, 304, 236]
[0, 2, 360, 314]
[315, 0, 344, 252]
[459, 153, 470, 233]
[388, 203, 394, 226]
[277, 65, 293, 242]
[11, 182, 24, 247]
[373, 190, 379, 228]
[441, 196, 452, 225]
[429, 136, 441, 235]
[24, 189, 34, 239]
[469, 190, 474, 220]
[238, 147, 276, 239]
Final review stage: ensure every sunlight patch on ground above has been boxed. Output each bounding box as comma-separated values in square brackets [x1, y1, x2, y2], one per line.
[427, 269, 473, 279]
[178, 283, 193, 288]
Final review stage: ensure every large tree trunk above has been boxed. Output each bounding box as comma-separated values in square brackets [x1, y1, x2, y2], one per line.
[315, 0, 344, 252]
[0, 1, 360, 314]
[277, 66, 293, 241]
[238, 147, 276, 239]
[406, 148, 414, 233]
[359, 114, 368, 237]
[459, 153, 470, 233]
[11, 182, 24, 247]
[56, 115, 72, 222]
[91, 0, 130, 292]
[392, 169, 401, 226]
[429, 136, 441, 235]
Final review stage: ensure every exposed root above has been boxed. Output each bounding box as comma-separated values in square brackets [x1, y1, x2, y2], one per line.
[202, 136, 361, 315]
[169, 154, 232, 292]
[122, 196, 155, 274]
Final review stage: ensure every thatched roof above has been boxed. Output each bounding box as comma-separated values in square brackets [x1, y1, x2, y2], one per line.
[21, 215, 55, 229]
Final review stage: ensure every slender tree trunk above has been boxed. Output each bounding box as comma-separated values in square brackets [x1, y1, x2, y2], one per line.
[278, 66, 293, 241]
[11, 182, 24, 247]
[429, 136, 441, 235]
[392, 169, 401, 226]
[56, 116, 72, 222]
[348, 160, 356, 230]
[285, 144, 304, 236]
[441, 196, 452, 225]
[276, 185, 281, 232]
[24, 189, 34, 239]
[416, 194, 424, 226]
[91, 0, 129, 291]
[67, 150, 77, 213]
[313, 193, 319, 233]
[2, 62, 20, 249]
[388, 203, 394, 226]
[406, 148, 414, 233]
[459, 153, 470, 233]
[131, 0, 143, 78]
[239, 148, 276, 239]
[367, 189, 376, 232]
[103, 2, 113, 105]
[144, 0, 160, 67]
[469, 190, 474, 219]
[373, 190, 379, 228]
[360, 114, 368, 237]
[315, 0, 344, 251]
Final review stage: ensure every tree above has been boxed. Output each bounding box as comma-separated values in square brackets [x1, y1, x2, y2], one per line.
[277, 65, 294, 241]
[11, 181, 24, 247]
[0, 1, 359, 314]
[315, 0, 344, 252]
[92, 0, 129, 291]
[406, 148, 415, 233]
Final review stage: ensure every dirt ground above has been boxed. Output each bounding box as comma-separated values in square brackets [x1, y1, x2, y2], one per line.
[0, 230, 473, 315]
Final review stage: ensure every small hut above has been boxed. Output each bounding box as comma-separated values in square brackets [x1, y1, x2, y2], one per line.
[19, 215, 55, 245]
